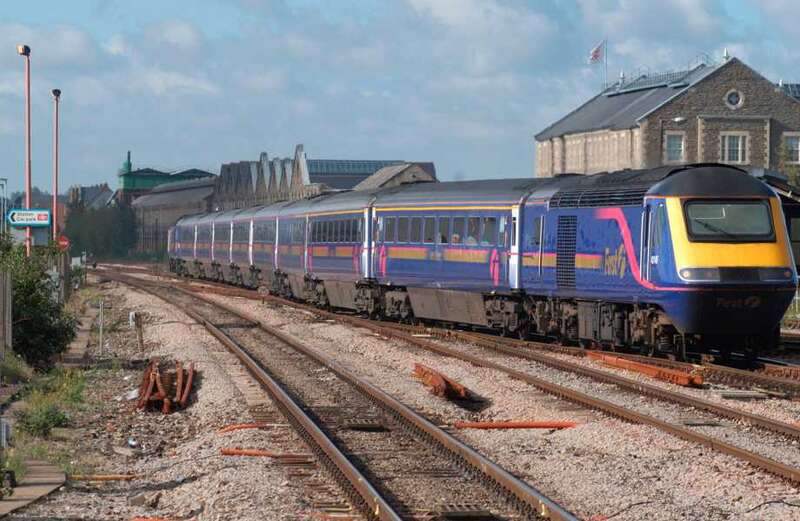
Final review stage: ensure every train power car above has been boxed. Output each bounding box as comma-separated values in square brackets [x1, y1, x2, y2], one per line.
[168, 163, 797, 360]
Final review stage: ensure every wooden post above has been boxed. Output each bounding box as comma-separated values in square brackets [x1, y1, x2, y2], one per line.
[134, 312, 144, 351]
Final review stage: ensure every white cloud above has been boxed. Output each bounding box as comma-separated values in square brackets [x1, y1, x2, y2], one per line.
[150, 21, 201, 49]
[0, 24, 96, 67]
[408, 0, 555, 71]
[136, 68, 218, 96]
[103, 35, 129, 56]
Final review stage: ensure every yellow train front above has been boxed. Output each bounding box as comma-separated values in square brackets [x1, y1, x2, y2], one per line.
[659, 170, 796, 357]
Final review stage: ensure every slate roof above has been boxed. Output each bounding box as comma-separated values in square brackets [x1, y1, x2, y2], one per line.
[535, 62, 721, 141]
[353, 163, 437, 191]
[118, 167, 166, 177]
[131, 177, 216, 208]
[307, 159, 406, 189]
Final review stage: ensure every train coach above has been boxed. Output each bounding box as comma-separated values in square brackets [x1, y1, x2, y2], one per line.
[168, 163, 797, 360]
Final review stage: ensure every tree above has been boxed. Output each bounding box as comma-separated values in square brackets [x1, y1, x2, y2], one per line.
[63, 205, 136, 259]
[0, 238, 76, 369]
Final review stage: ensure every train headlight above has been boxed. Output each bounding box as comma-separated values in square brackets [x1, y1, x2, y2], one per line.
[758, 267, 795, 281]
[678, 268, 720, 282]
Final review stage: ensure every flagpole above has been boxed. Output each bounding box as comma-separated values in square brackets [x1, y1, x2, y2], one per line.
[604, 37, 608, 88]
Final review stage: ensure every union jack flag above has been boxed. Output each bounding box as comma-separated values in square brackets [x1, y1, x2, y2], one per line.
[588, 39, 606, 64]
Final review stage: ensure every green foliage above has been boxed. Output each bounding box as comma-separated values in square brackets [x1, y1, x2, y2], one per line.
[0, 239, 76, 369]
[14, 369, 85, 437]
[63, 205, 136, 259]
[16, 403, 69, 437]
[0, 353, 34, 384]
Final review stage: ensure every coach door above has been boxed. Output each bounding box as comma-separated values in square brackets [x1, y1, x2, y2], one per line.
[509, 206, 521, 289]
[362, 208, 372, 279]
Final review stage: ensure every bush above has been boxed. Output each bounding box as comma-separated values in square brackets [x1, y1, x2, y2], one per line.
[16, 402, 69, 437]
[0, 239, 77, 369]
[14, 369, 85, 437]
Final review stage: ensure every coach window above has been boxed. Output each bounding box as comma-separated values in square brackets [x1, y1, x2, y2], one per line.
[410, 217, 422, 243]
[423, 217, 436, 244]
[343, 219, 351, 242]
[481, 217, 498, 246]
[452, 217, 465, 244]
[355, 219, 363, 242]
[385, 217, 396, 243]
[398, 217, 409, 243]
[466, 217, 480, 246]
[438, 217, 450, 244]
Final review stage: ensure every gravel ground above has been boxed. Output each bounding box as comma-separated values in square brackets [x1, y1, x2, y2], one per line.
[9, 279, 349, 521]
[537, 348, 800, 426]
[202, 293, 800, 521]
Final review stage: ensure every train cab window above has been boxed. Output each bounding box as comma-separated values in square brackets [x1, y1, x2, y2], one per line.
[481, 217, 498, 246]
[410, 217, 422, 243]
[452, 217, 465, 244]
[423, 217, 436, 244]
[438, 217, 450, 244]
[684, 200, 773, 242]
[385, 217, 396, 243]
[398, 217, 410, 243]
[466, 217, 480, 246]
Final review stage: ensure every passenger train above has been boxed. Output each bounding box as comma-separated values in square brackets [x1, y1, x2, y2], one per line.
[168, 163, 797, 360]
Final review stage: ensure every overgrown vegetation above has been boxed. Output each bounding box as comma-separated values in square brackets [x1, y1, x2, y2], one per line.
[63, 205, 136, 259]
[14, 369, 85, 437]
[0, 237, 77, 369]
[5, 369, 89, 477]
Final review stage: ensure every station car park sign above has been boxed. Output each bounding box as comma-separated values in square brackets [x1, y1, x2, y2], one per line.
[7, 208, 51, 228]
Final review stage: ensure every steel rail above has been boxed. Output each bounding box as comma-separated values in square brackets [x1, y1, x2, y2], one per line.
[97, 267, 800, 482]
[101, 270, 578, 521]
[103, 273, 401, 521]
[160, 276, 800, 485]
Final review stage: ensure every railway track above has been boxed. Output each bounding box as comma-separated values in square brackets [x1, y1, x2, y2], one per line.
[101, 270, 575, 521]
[97, 265, 800, 485]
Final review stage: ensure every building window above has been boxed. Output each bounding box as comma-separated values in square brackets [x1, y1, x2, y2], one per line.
[720, 133, 747, 164]
[664, 132, 685, 163]
[724, 89, 744, 110]
[784, 133, 800, 164]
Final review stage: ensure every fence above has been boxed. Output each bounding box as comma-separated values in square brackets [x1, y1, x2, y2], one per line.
[0, 273, 11, 362]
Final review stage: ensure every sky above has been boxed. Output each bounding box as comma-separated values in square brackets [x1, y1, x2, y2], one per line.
[1, 0, 799, 194]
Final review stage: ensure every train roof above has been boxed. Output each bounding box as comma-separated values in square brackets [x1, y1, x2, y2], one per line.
[648, 164, 774, 197]
[253, 200, 294, 220]
[282, 189, 380, 216]
[372, 178, 550, 207]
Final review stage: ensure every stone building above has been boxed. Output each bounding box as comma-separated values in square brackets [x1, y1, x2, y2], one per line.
[212, 144, 433, 211]
[67, 183, 113, 210]
[534, 55, 800, 177]
[131, 177, 216, 253]
[131, 144, 435, 254]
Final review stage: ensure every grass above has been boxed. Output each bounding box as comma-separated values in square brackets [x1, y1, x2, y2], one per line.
[0, 354, 35, 384]
[5, 368, 90, 477]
